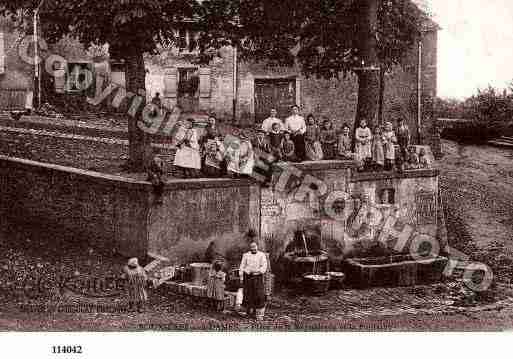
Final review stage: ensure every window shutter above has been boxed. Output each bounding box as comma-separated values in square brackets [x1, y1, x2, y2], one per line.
[199, 67, 211, 98]
[164, 67, 177, 98]
[54, 62, 66, 93]
[0, 32, 5, 74]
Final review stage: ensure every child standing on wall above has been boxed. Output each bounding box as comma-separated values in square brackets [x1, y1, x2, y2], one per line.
[406, 146, 420, 169]
[202, 133, 225, 178]
[396, 118, 411, 164]
[419, 147, 429, 168]
[320, 117, 337, 160]
[355, 119, 373, 171]
[382, 121, 397, 171]
[337, 123, 353, 160]
[282, 131, 296, 162]
[305, 114, 323, 161]
[372, 126, 385, 171]
[268, 123, 284, 161]
[206, 261, 227, 312]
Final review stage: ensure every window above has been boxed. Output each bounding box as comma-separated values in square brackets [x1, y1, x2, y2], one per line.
[377, 188, 396, 205]
[175, 29, 199, 53]
[66, 63, 94, 93]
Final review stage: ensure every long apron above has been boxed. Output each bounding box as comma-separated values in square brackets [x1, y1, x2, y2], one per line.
[242, 273, 266, 309]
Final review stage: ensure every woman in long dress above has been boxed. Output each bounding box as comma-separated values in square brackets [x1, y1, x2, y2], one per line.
[173, 119, 202, 178]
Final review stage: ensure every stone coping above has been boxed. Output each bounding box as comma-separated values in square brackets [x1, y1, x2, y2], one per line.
[272, 160, 357, 171]
[1, 155, 438, 193]
[162, 177, 257, 190]
[0, 155, 257, 191]
[0, 155, 152, 191]
[351, 169, 439, 182]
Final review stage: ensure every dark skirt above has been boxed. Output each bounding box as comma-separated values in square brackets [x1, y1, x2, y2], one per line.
[203, 165, 223, 178]
[321, 143, 336, 160]
[291, 134, 306, 161]
[243, 273, 266, 309]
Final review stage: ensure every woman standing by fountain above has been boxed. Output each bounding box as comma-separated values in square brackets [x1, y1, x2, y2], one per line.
[239, 241, 268, 320]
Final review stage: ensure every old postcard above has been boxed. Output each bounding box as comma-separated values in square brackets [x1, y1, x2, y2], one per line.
[1, 0, 513, 347]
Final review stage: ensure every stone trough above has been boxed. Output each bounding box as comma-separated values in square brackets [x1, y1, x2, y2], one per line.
[344, 254, 448, 288]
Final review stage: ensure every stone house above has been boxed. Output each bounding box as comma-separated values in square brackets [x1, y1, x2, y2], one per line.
[145, 17, 440, 156]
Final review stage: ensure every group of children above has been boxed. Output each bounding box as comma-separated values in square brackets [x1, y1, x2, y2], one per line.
[121, 256, 228, 313]
[256, 115, 342, 162]
[353, 117, 430, 172]
[172, 117, 255, 179]
[160, 115, 430, 188]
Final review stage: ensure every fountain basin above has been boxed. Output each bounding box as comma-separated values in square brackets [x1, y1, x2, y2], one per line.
[345, 254, 448, 288]
[283, 251, 329, 283]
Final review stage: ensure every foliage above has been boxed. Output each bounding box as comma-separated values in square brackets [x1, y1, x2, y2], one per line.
[195, 0, 424, 79]
[438, 85, 513, 142]
[0, 0, 195, 57]
[0, 0, 425, 168]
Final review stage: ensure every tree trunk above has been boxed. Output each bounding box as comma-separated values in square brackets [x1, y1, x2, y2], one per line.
[124, 50, 153, 172]
[355, 0, 381, 131]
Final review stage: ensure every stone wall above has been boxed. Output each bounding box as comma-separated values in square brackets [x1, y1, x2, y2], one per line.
[0, 155, 260, 264]
[0, 151, 443, 265]
[260, 155, 444, 262]
[148, 179, 261, 264]
[0, 155, 151, 258]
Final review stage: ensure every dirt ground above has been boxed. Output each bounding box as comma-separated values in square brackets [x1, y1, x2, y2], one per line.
[2, 139, 513, 331]
[438, 140, 513, 249]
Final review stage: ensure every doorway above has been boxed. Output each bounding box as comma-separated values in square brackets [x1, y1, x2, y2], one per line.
[254, 78, 297, 123]
[177, 67, 200, 113]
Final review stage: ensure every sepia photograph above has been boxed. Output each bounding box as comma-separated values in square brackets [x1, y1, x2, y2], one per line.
[1, 0, 513, 348]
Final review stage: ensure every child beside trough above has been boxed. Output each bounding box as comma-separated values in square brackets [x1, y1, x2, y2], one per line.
[206, 261, 227, 312]
[122, 258, 149, 313]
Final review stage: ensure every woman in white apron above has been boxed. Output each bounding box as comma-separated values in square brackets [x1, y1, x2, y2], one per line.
[173, 119, 202, 178]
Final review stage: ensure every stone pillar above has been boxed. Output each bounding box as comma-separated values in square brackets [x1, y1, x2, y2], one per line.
[199, 67, 211, 111]
[163, 67, 178, 109]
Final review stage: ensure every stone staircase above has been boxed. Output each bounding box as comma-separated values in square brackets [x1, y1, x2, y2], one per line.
[488, 136, 513, 148]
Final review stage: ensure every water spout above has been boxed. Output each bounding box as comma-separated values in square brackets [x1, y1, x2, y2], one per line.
[302, 233, 309, 257]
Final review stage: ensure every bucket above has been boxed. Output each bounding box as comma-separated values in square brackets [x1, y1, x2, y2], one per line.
[190, 263, 212, 286]
[302, 274, 330, 295]
[326, 272, 345, 290]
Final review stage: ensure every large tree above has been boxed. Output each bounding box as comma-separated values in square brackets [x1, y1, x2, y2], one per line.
[0, 0, 195, 171]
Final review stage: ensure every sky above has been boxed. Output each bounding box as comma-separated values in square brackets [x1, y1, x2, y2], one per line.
[426, 0, 513, 99]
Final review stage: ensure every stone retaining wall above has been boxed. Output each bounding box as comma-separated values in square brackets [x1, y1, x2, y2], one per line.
[0, 153, 444, 265]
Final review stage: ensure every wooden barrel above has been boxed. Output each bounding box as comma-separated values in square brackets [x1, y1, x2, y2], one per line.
[190, 263, 212, 286]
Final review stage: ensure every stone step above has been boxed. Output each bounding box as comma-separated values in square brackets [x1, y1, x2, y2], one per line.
[488, 140, 513, 148]
[0, 115, 176, 144]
